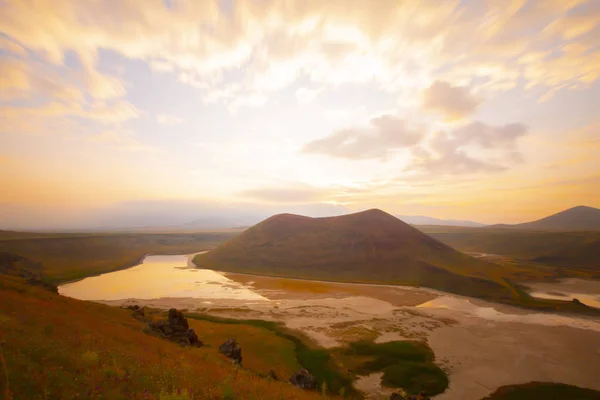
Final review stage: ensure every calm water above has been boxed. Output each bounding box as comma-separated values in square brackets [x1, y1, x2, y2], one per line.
[417, 296, 600, 332]
[58, 253, 268, 301]
[524, 278, 600, 308]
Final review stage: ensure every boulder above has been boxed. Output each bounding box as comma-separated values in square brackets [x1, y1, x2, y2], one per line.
[146, 309, 203, 347]
[168, 308, 189, 331]
[219, 338, 243, 364]
[289, 369, 317, 390]
[132, 307, 146, 320]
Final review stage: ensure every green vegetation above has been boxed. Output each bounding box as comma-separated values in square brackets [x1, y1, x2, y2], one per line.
[0, 231, 238, 283]
[338, 341, 448, 396]
[188, 313, 358, 398]
[0, 275, 330, 400]
[418, 226, 600, 272]
[481, 382, 600, 400]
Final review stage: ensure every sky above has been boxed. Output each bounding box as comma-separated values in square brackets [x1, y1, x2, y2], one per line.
[1, 0, 600, 229]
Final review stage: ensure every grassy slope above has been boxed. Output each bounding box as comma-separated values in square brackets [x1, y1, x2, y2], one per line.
[188, 313, 358, 398]
[0, 276, 328, 400]
[481, 382, 600, 400]
[417, 226, 600, 271]
[194, 210, 514, 302]
[0, 232, 238, 283]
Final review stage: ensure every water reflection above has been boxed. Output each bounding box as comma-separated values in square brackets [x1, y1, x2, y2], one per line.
[58, 254, 268, 301]
[417, 296, 600, 332]
[524, 278, 600, 309]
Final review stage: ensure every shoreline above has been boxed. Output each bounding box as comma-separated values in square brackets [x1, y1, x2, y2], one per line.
[59, 251, 600, 318]
[57, 249, 211, 287]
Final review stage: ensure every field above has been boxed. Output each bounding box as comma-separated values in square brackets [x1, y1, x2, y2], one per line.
[0, 275, 454, 399]
[418, 226, 600, 272]
[0, 231, 238, 283]
[0, 275, 328, 400]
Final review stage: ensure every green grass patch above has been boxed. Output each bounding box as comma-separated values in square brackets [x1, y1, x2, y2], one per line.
[342, 340, 448, 396]
[188, 313, 359, 398]
[482, 382, 600, 400]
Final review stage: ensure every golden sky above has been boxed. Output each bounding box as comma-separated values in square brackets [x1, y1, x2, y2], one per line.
[1, 0, 599, 228]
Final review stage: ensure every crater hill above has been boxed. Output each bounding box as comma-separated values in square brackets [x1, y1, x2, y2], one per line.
[194, 209, 513, 300]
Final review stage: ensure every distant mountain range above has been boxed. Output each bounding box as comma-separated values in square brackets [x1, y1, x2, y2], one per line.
[194, 209, 511, 300]
[490, 206, 600, 231]
[396, 215, 485, 227]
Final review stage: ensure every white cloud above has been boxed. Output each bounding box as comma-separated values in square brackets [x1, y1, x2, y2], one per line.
[422, 81, 480, 120]
[295, 87, 321, 105]
[409, 122, 529, 174]
[156, 113, 183, 125]
[303, 115, 423, 160]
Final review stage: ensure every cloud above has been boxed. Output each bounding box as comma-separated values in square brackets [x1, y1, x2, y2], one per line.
[0, 0, 598, 113]
[239, 185, 332, 203]
[303, 115, 423, 160]
[295, 87, 321, 105]
[89, 130, 158, 152]
[409, 122, 528, 175]
[0, 36, 27, 57]
[422, 81, 480, 120]
[156, 113, 183, 125]
[84, 69, 126, 100]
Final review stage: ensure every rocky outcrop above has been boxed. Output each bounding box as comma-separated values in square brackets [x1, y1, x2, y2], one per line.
[125, 305, 146, 320]
[147, 308, 203, 347]
[289, 369, 317, 390]
[219, 338, 243, 364]
[390, 392, 430, 400]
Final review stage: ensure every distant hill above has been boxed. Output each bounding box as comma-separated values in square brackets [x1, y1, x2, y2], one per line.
[194, 209, 512, 300]
[397, 215, 485, 227]
[491, 206, 600, 231]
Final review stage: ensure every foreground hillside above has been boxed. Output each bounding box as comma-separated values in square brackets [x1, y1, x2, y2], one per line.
[0, 275, 329, 400]
[194, 209, 513, 301]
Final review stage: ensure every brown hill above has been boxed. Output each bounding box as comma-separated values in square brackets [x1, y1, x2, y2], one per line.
[194, 209, 513, 300]
[491, 205, 600, 231]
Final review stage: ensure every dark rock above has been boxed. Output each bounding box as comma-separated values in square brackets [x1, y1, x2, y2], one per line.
[219, 338, 243, 364]
[168, 308, 189, 331]
[390, 394, 404, 400]
[289, 369, 317, 390]
[132, 307, 146, 320]
[268, 369, 278, 381]
[126, 305, 140, 310]
[145, 309, 203, 347]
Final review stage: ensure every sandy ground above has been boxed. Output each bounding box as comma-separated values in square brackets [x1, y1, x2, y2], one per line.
[98, 273, 600, 400]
